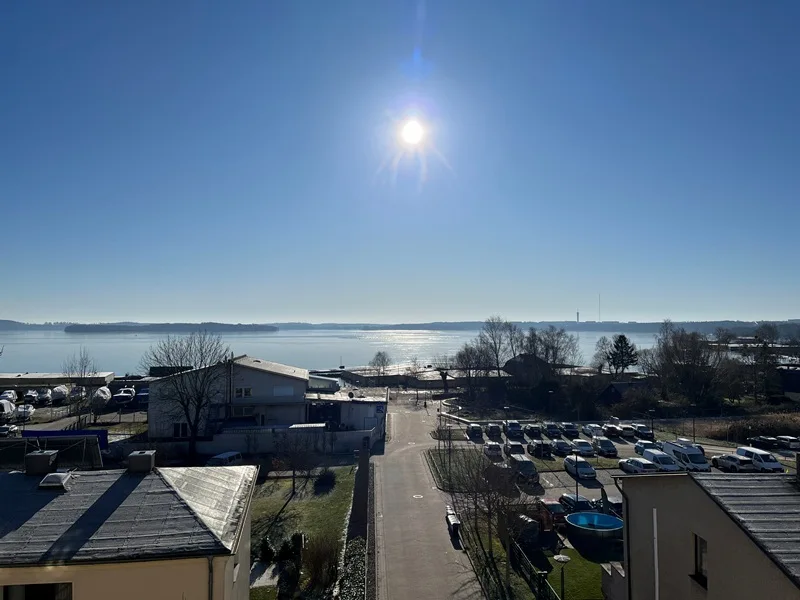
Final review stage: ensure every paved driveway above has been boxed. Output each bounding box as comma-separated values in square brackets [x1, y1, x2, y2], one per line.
[374, 404, 481, 600]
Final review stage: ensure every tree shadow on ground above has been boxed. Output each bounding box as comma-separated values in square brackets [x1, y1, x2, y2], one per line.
[568, 535, 624, 564]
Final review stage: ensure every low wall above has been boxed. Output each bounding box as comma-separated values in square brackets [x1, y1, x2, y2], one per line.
[194, 426, 379, 456]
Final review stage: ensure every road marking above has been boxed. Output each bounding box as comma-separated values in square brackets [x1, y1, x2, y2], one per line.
[408, 442, 416, 445]
[413, 494, 424, 499]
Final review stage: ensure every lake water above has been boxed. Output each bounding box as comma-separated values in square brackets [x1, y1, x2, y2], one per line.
[0, 329, 657, 375]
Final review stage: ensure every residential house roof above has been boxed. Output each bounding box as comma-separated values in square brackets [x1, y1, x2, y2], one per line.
[0, 465, 258, 566]
[235, 355, 309, 382]
[692, 472, 800, 590]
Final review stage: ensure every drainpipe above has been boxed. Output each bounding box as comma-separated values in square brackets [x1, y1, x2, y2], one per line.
[208, 556, 214, 600]
[614, 478, 633, 600]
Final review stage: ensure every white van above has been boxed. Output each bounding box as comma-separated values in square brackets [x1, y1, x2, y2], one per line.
[642, 449, 682, 472]
[662, 441, 710, 472]
[206, 451, 243, 466]
[735, 447, 784, 473]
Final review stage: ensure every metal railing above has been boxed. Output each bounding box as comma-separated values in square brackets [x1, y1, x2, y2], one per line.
[510, 541, 561, 600]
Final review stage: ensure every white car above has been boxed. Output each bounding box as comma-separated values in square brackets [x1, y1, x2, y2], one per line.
[634, 440, 658, 455]
[0, 390, 17, 402]
[642, 449, 682, 472]
[582, 423, 602, 437]
[564, 455, 597, 479]
[483, 441, 503, 459]
[777, 436, 800, 450]
[619, 424, 637, 439]
[16, 404, 35, 420]
[572, 439, 595, 457]
[711, 454, 755, 473]
[618, 457, 659, 474]
[0, 423, 19, 437]
[113, 387, 136, 405]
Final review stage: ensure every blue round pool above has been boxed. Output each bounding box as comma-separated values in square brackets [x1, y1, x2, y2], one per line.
[565, 512, 623, 540]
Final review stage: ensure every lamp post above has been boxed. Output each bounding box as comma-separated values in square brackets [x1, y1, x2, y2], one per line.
[554, 554, 571, 599]
[573, 449, 580, 501]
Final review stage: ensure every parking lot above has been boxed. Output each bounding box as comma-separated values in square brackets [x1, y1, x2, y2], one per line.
[452, 420, 799, 503]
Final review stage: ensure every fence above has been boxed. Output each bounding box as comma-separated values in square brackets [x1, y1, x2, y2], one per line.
[195, 425, 381, 456]
[510, 541, 561, 600]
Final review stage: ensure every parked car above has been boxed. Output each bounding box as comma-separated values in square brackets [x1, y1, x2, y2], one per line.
[642, 449, 682, 472]
[465, 423, 483, 440]
[735, 447, 784, 473]
[632, 423, 655, 440]
[36, 389, 52, 406]
[592, 436, 618, 457]
[134, 388, 149, 407]
[619, 424, 637, 439]
[504, 441, 525, 456]
[634, 440, 658, 456]
[662, 440, 710, 472]
[485, 423, 502, 438]
[747, 436, 779, 450]
[24, 389, 38, 403]
[69, 386, 87, 401]
[776, 436, 800, 450]
[558, 493, 596, 513]
[544, 422, 561, 438]
[552, 439, 574, 456]
[524, 423, 542, 438]
[17, 404, 35, 421]
[0, 423, 20, 437]
[113, 387, 136, 405]
[591, 496, 623, 517]
[572, 439, 594, 457]
[539, 498, 566, 524]
[508, 454, 539, 484]
[603, 423, 622, 437]
[0, 400, 15, 422]
[503, 420, 524, 439]
[206, 451, 244, 466]
[618, 457, 659, 474]
[676, 437, 706, 456]
[0, 390, 18, 402]
[528, 439, 552, 458]
[712, 453, 755, 473]
[564, 455, 597, 479]
[582, 423, 601, 437]
[483, 441, 503, 459]
[560, 422, 579, 438]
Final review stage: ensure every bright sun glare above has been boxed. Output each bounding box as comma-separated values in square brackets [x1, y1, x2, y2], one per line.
[401, 119, 424, 145]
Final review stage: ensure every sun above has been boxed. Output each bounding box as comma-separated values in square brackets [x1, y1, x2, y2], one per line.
[401, 119, 424, 145]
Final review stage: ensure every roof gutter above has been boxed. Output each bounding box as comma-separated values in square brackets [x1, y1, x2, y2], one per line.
[614, 476, 633, 600]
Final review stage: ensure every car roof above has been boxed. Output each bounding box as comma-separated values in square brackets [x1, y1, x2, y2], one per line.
[631, 457, 654, 464]
[573, 439, 590, 444]
[593, 436, 610, 441]
[738, 446, 774, 455]
[561, 492, 589, 501]
[644, 449, 668, 456]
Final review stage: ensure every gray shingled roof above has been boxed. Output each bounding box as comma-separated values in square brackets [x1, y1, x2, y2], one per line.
[0, 465, 257, 566]
[235, 356, 309, 381]
[692, 473, 800, 590]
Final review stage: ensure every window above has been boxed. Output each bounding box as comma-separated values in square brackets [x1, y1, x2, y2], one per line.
[693, 534, 708, 588]
[2, 583, 72, 600]
[243, 387, 252, 397]
[231, 406, 254, 418]
[234, 387, 252, 398]
[173, 422, 189, 438]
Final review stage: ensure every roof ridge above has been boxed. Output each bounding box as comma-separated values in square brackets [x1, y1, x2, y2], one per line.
[153, 468, 229, 553]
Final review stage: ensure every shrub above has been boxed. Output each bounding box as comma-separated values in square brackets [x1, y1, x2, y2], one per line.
[304, 530, 342, 589]
[703, 413, 800, 443]
[277, 561, 299, 599]
[259, 538, 275, 564]
[276, 539, 296, 562]
[315, 467, 336, 490]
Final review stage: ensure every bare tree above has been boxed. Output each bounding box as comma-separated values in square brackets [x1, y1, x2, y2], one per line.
[504, 322, 525, 358]
[369, 351, 392, 376]
[591, 336, 613, 374]
[62, 346, 97, 424]
[140, 332, 231, 460]
[432, 353, 453, 394]
[538, 325, 582, 366]
[406, 356, 422, 403]
[276, 430, 315, 494]
[479, 315, 510, 377]
[454, 343, 482, 400]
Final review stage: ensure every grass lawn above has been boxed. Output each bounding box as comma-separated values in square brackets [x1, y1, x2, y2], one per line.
[90, 421, 148, 435]
[250, 466, 356, 556]
[249, 588, 277, 600]
[546, 548, 604, 600]
[529, 455, 620, 473]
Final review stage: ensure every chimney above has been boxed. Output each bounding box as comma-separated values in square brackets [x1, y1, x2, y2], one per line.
[128, 450, 156, 473]
[25, 450, 58, 475]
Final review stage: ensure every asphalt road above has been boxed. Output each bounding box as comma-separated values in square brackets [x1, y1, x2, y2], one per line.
[374, 403, 482, 600]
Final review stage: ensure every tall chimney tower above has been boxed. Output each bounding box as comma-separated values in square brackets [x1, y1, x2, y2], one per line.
[577, 311, 580, 324]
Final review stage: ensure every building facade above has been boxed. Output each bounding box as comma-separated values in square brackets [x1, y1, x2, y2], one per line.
[619, 472, 800, 600]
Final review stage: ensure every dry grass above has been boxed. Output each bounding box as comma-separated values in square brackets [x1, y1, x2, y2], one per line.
[657, 413, 800, 445]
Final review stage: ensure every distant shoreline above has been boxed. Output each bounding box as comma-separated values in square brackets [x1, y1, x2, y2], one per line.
[63, 323, 279, 334]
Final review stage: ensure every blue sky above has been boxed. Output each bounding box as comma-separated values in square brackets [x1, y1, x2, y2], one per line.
[2, 1, 799, 324]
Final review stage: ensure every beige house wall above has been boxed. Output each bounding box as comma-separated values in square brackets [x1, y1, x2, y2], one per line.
[623, 474, 800, 600]
[0, 553, 250, 600]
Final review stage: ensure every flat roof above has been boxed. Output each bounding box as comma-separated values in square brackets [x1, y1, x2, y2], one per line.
[0, 465, 258, 566]
[692, 473, 800, 590]
[305, 392, 387, 404]
[0, 372, 115, 386]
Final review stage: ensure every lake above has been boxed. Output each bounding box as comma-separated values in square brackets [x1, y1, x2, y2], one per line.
[0, 329, 657, 375]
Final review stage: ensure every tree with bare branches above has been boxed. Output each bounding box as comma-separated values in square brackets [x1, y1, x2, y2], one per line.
[62, 346, 97, 424]
[369, 351, 391, 376]
[140, 332, 231, 460]
[406, 356, 422, 403]
[479, 316, 510, 377]
[432, 353, 453, 394]
[275, 430, 315, 494]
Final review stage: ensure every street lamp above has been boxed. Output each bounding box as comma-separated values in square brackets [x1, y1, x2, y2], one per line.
[573, 449, 580, 501]
[554, 554, 571, 599]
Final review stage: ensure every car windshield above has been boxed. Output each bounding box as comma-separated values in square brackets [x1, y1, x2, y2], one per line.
[688, 454, 707, 464]
[600, 441, 614, 448]
[642, 464, 658, 471]
[577, 463, 594, 471]
[576, 441, 590, 448]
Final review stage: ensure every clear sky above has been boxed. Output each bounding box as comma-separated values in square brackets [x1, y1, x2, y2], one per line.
[2, 1, 799, 324]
